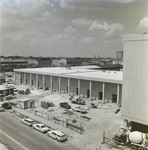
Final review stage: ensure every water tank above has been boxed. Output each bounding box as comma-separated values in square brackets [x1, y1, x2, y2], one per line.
[116, 51, 123, 59]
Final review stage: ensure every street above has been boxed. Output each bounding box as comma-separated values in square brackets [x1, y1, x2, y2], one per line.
[0, 111, 78, 150]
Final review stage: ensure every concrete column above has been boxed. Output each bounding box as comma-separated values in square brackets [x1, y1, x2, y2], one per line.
[102, 82, 105, 103]
[30, 74, 32, 87]
[50, 76, 52, 92]
[19, 72, 21, 84]
[43, 75, 45, 90]
[68, 78, 70, 95]
[89, 81, 92, 100]
[36, 74, 38, 89]
[58, 77, 61, 93]
[24, 73, 26, 85]
[117, 84, 120, 105]
[78, 79, 80, 97]
[14, 72, 16, 84]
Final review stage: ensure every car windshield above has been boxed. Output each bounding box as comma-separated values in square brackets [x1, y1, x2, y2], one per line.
[41, 125, 45, 128]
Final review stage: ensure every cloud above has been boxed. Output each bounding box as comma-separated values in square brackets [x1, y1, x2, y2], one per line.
[46, 33, 75, 45]
[64, 26, 77, 34]
[88, 20, 124, 38]
[138, 17, 148, 29]
[59, 0, 75, 10]
[83, 37, 94, 43]
[106, 23, 124, 38]
[72, 18, 93, 27]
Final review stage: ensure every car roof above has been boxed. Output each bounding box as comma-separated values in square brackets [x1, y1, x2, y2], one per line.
[36, 123, 44, 126]
[24, 118, 34, 121]
[50, 130, 65, 136]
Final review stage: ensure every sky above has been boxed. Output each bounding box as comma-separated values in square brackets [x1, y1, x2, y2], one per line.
[0, 0, 148, 57]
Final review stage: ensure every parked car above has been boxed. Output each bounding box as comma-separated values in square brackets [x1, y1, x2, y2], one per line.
[0, 105, 5, 112]
[21, 118, 35, 127]
[72, 106, 87, 113]
[59, 102, 71, 109]
[2, 103, 12, 110]
[33, 123, 49, 133]
[48, 130, 67, 142]
[71, 98, 85, 105]
[14, 88, 18, 92]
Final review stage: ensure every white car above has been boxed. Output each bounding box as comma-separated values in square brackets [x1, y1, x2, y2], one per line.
[33, 123, 49, 133]
[21, 118, 35, 127]
[72, 106, 87, 113]
[48, 130, 67, 142]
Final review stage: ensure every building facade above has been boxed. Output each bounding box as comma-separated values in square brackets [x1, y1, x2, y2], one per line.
[122, 34, 148, 132]
[0, 60, 28, 72]
[14, 67, 122, 105]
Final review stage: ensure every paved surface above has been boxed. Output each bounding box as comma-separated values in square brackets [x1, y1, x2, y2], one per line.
[13, 108, 77, 137]
[0, 111, 80, 150]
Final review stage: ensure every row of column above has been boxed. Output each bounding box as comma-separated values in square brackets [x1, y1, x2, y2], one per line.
[17, 73, 120, 105]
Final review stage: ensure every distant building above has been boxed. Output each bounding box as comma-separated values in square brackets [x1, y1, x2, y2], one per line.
[52, 58, 67, 67]
[116, 51, 123, 59]
[66, 58, 83, 66]
[0, 59, 28, 72]
[38, 58, 52, 67]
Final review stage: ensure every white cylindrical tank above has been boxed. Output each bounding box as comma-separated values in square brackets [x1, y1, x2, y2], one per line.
[129, 131, 145, 144]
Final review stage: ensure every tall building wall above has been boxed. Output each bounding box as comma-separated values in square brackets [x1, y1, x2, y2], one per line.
[121, 34, 148, 125]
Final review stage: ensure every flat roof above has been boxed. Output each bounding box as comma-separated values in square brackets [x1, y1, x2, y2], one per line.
[20, 99, 31, 102]
[0, 85, 13, 91]
[14, 67, 123, 84]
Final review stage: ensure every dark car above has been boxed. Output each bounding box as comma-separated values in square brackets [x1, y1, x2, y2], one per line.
[2, 103, 12, 110]
[59, 102, 71, 109]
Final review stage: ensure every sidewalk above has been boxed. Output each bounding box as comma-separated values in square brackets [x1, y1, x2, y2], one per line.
[14, 108, 76, 137]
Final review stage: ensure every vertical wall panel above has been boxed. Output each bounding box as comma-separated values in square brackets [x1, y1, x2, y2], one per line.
[122, 35, 148, 125]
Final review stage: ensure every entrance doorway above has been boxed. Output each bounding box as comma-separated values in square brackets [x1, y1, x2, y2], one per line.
[76, 88, 78, 95]
[67, 86, 68, 93]
[87, 90, 90, 97]
[32, 80, 33, 86]
[112, 94, 117, 103]
[99, 92, 102, 100]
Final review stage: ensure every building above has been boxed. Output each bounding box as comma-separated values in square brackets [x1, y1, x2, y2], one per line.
[0, 60, 28, 72]
[116, 51, 123, 59]
[52, 58, 67, 67]
[37, 58, 52, 67]
[19, 99, 35, 109]
[121, 34, 148, 132]
[0, 85, 14, 101]
[14, 66, 122, 104]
